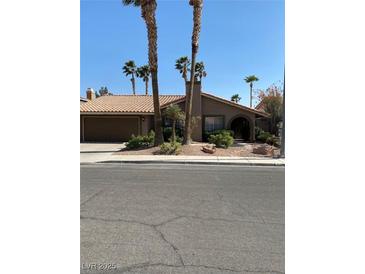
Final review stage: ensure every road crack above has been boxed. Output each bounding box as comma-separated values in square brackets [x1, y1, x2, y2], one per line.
[81, 215, 185, 266]
[81, 189, 104, 207]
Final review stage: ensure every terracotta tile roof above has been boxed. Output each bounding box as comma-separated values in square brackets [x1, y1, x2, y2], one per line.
[80, 95, 185, 113]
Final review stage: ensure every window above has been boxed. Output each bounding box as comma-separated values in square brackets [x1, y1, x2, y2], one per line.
[204, 116, 224, 132]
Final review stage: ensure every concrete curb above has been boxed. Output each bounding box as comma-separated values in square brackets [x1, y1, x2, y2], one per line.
[81, 160, 285, 167]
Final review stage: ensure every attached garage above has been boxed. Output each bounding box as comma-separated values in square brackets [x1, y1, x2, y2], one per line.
[80, 93, 184, 142]
[81, 116, 140, 142]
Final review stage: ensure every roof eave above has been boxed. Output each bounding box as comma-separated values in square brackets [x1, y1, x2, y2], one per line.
[80, 112, 154, 115]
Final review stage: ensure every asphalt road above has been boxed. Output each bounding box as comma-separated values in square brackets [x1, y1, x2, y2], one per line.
[81, 164, 284, 274]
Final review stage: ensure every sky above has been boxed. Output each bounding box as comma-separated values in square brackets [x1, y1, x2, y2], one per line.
[81, 0, 284, 107]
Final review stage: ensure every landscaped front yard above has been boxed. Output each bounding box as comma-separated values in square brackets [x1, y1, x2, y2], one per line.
[114, 142, 280, 157]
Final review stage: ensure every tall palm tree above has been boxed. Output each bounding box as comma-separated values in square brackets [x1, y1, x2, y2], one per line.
[244, 75, 259, 108]
[175, 56, 190, 82]
[122, 0, 164, 145]
[194, 61, 207, 81]
[184, 0, 203, 145]
[136, 65, 150, 95]
[122, 60, 137, 95]
[231, 94, 241, 103]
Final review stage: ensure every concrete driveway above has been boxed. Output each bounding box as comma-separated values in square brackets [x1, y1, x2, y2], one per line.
[80, 143, 126, 153]
[80, 143, 126, 163]
[81, 164, 284, 273]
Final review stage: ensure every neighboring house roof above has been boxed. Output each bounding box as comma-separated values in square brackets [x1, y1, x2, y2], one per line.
[255, 100, 265, 111]
[80, 92, 269, 117]
[80, 95, 184, 114]
[80, 97, 89, 102]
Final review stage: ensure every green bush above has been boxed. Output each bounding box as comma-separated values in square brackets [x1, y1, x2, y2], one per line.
[255, 127, 264, 139]
[169, 135, 183, 143]
[211, 129, 234, 137]
[126, 130, 155, 149]
[257, 131, 272, 143]
[163, 127, 183, 142]
[256, 131, 280, 147]
[203, 129, 233, 141]
[208, 131, 234, 149]
[159, 142, 182, 155]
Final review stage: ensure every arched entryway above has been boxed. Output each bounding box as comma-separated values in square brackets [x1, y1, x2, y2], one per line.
[230, 116, 251, 141]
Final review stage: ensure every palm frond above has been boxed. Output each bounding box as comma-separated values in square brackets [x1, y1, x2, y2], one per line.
[122, 0, 141, 7]
[244, 75, 259, 83]
[123, 60, 137, 76]
[136, 65, 150, 80]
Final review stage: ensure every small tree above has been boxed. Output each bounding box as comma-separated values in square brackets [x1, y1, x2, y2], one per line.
[136, 65, 150, 95]
[257, 84, 283, 135]
[231, 94, 241, 103]
[164, 104, 185, 143]
[123, 60, 137, 95]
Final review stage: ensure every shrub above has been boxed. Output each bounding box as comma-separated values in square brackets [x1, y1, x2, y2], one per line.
[211, 129, 234, 137]
[163, 127, 173, 140]
[208, 131, 234, 149]
[203, 129, 233, 141]
[255, 127, 264, 139]
[256, 130, 280, 147]
[159, 142, 182, 155]
[126, 130, 155, 149]
[257, 131, 272, 143]
[163, 127, 183, 142]
[169, 135, 183, 143]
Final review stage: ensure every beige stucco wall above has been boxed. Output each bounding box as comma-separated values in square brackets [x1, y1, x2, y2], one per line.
[141, 115, 154, 135]
[201, 96, 256, 141]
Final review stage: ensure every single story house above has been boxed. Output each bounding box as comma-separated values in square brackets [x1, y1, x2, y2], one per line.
[80, 83, 269, 142]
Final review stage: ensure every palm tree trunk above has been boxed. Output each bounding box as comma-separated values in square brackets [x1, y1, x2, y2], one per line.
[132, 74, 136, 95]
[151, 70, 163, 145]
[183, 0, 203, 145]
[183, 67, 188, 82]
[250, 82, 253, 108]
[183, 50, 197, 145]
[172, 120, 176, 143]
[145, 79, 148, 95]
[141, 1, 163, 146]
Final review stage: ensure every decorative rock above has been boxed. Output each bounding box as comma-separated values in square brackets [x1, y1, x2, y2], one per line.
[202, 144, 216, 154]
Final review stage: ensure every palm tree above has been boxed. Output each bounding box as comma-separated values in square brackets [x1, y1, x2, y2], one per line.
[122, 0, 164, 145]
[136, 65, 150, 95]
[184, 0, 203, 145]
[194, 61, 207, 81]
[123, 60, 137, 95]
[164, 104, 184, 143]
[231, 94, 241, 103]
[244, 75, 259, 108]
[175, 56, 190, 82]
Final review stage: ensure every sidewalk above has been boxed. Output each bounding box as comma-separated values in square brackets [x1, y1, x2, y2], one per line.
[80, 153, 285, 166]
